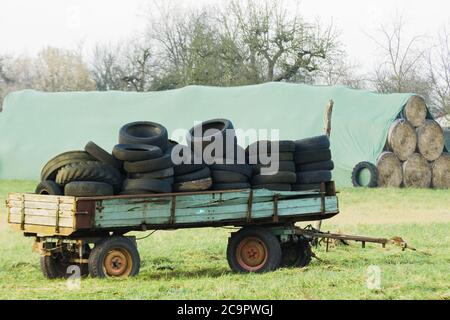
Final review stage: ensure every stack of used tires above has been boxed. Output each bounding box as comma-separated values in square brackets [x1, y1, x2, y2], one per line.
[113, 121, 174, 195]
[36, 141, 123, 197]
[187, 119, 252, 190]
[247, 140, 297, 191]
[293, 135, 334, 191]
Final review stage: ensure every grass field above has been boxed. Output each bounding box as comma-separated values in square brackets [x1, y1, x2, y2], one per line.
[0, 180, 449, 300]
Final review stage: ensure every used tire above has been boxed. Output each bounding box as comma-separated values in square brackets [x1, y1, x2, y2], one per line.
[246, 140, 295, 154]
[280, 240, 312, 268]
[174, 167, 211, 183]
[227, 227, 282, 273]
[119, 121, 168, 151]
[88, 237, 140, 278]
[212, 182, 251, 190]
[351, 162, 378, 188]
[252, 161, 295, 174]
[174, 163, 207, 176]
[186, 119, 235, 155]
[41, 151, 95, 181]
[251, 171, 297, 185]
[64, 182, 114, 197]
[296, 170, 332, 184]
[173, 177, 213, 192]
[35, 180, 63, 195]
[124, 154, 173, 174]
[123, 178, 172, 193]
[129, 167, 174, 179]
[56, 161, 122, 192]
[208, 163, 252, 178]
[294, 149, 331, 165]
[295, 135, 330, 152]
[248, 152, 294, 164]
[296, 160, 334, 172]
[85, 141, 122, 169]
[112, 144, 163, 162]
[211, 170, 248, 183]
[292, 184, 322, 191]
[252, 183, 292, 191]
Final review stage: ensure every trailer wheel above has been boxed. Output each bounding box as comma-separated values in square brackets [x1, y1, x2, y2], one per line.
[280, 240, 312, 268]
[227, 227, 282, 273]
[88, 237, 140, 278]
[40, 245, 90, 279]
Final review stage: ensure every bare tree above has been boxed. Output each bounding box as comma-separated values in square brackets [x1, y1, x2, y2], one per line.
[91, 43, 127, 91]
[121, 40, 154, 91]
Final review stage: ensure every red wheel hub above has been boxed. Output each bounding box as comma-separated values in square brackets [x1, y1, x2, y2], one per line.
[236, 236, 268, 272]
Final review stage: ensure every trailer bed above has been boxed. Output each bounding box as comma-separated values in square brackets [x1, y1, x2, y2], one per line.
[7, 182, 338, 237]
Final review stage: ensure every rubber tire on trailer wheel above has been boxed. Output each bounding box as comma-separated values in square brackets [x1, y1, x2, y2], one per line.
[88, 237, 140, 278]
[41, 151, 95, 181]
[35, 181, 63, 195]
[119, 121, 169, 151]
[280, 240, 312, 268]
[124, 154, 173, 174]
[252, 161, 295, 174]
[123, 178, 172, 193]
[296, 170, 332, 184]
[251, 171, 297, 185]
[246, 140, 295, 154]
[55, 161, 122, 192]
[174, 167, 211, 183]
[112, 144, 163, 162]
[351, 162, 378, 188]
[295, 135, 330, 152]
[296, 160, 334, 172]
[211, 170, 248, 183]
[227, 227, 282, 273]
[85, 141, 122, 169]
[64, 182, 114, 197]
[129, 167, 174, 179]
[252, 183, 292, 191]
[40, 245, 90, 279]
[212, 182, 251, 190]
[208, 163, 252, 178]
[294, 149, 332, 165]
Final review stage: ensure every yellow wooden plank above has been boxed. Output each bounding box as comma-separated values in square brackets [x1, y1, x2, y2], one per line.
[9, 207, 73, 218]
[8, 193, 75, 204]
[9, 213, 73, 228]
[9, 223, 74, 236]
[8, 200, 74, 211]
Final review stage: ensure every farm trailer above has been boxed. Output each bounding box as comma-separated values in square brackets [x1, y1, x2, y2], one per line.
[7, 182, 347, 278]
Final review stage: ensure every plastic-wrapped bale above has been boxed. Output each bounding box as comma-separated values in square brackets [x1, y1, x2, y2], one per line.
[416, 120, 445, 162]
[402, 95, 427, 128]
[431, 153, 450, 189]
[385, 119, 417, 161]
[376, 152, 403, 188]
[402, 153, 432, 188]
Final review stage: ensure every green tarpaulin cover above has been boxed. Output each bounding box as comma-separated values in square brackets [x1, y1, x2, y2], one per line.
[0, 83, 413, 185]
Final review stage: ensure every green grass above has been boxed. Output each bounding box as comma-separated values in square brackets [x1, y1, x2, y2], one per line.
[0, 180, 449, 300]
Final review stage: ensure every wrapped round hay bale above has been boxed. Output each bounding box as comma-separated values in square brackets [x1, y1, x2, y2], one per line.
[376, 152, 403, 187]
[402, 153, 432, 188]
[431, 153, 450, 189]
[386, 119, 417, 161]
[416, 120, 445, 161]
[403, 95, 427, 127]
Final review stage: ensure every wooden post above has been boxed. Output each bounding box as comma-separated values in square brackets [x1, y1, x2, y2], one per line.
[314, 99, 334, 231]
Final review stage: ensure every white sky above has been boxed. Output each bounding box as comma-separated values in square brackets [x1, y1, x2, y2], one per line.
[1, 0, 449, 73]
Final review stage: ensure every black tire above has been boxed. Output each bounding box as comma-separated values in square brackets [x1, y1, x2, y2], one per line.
[186, 119, 235, 155]
[88, 237, 140, 278]
[294, 149, 332, 165]
[123, 178, 172, 193]
[252, 183, 292, 191]
[124, 154, 173, 174]
[208, 163, 252, 178]
[41, 151, 95, 181]
[252, 161, 295, 174]
[55, 161, 122, 192]
[173, 178, 213, 192]
[246, 140, 295, 154]
[248, 152, 294, 164]
[174, 163, 207, 176]
[296, 170, 332, 184]
[227, 227, 282, 273]
[119, 121, 168, 151]
[251, 171, 297, 185]
[211, 170, 248, 183]
[35, 181, 63, 195]
[40, 245, 90, 279]
[351, 162, 378, 188]
[295, 135, 330, 152]
[296, 160, 334, 172]
[280, 240, 312, 268]
[212, 182, 251, 190]
[174, 167, 211, 183]
[129, 167, 174, 179]
[64, 182, 114, 197]
[112, 144, 163, 162]
[85, 141, 122, 169]
[292, 184, 322, 191]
